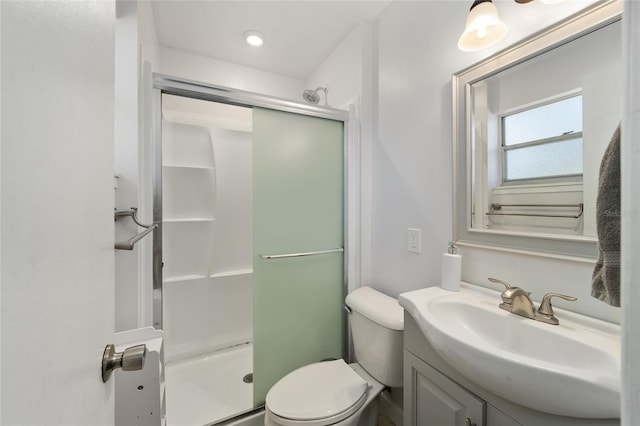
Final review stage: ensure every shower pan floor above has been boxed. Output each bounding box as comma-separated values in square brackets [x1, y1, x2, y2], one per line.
[165, 343, 253, 426]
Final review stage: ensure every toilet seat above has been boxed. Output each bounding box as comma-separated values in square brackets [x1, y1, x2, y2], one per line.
[265, 393, 367, 426]
[265, 359, 370, 426]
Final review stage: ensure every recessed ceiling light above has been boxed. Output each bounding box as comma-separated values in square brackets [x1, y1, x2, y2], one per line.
[244, 30, 264, 47]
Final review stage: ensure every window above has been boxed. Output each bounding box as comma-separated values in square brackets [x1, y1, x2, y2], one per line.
[483, 93, 585, 236]
[501, 94, 583, 183]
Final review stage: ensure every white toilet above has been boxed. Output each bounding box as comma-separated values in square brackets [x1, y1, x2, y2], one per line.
[264, 287, 404, 426]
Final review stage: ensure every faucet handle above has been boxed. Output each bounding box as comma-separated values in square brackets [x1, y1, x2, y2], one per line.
[536, 293, 577, 325]
[538, 293, 577, 315]
[488, 277, 512, 291]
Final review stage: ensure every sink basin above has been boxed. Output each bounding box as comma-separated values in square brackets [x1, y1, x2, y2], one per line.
[398, 284, 620, 418]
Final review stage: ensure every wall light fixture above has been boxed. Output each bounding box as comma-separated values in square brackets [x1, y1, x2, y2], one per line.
[458, 0, 508, 52]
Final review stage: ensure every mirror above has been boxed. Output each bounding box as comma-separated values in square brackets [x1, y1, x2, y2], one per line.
[453, 0, 622, 258]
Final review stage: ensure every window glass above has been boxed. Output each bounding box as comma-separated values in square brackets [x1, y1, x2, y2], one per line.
[504, 137, 583, 180]
[503, 95, 582, 146]
[502, 94, 583, 182]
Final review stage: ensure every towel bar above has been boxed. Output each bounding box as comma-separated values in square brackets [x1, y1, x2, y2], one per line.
[487, 203, 584, 219]
[115, 208, 157, 250]
[259, 247, 344, 260]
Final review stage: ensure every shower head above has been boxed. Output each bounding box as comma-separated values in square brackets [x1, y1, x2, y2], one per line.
[302, 87, 328, 105]
[302, 89, 321, 104]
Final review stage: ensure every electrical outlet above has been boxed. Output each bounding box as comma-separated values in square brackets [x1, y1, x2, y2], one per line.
[408, 228, 421, 253]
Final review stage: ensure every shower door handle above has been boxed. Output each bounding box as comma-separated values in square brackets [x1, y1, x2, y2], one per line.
[259, 247, 343, 260]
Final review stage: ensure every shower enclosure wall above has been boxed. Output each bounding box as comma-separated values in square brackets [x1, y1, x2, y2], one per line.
[153, 77, 352, 426]
[161, 95, 254, 425]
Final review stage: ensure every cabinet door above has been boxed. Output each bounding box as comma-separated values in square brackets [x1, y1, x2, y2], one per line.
[487, 406, 523, 426]
[405, 351, 485, 426]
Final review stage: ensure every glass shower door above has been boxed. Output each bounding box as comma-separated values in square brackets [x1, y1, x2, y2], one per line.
[252, 107, 345, 406]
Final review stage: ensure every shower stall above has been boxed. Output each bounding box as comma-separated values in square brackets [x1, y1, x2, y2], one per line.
[152, 77, 354, 426]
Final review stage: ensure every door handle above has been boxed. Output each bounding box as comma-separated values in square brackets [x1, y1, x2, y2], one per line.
[465, 418, 476, 426]
[101, 343, 147, 382]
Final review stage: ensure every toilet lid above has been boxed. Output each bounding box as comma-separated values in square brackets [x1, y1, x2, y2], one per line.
[266, 359, 369, 421]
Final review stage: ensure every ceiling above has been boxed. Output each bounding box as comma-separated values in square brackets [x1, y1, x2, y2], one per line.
[150, 1, 392, 80]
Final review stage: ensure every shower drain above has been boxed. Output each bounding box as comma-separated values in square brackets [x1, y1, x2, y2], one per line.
[243, 373, 254, 384]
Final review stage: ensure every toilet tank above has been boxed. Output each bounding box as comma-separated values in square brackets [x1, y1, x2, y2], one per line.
[345, 287, 404, 387]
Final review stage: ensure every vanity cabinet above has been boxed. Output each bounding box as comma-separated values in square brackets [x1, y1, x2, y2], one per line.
[403, 313, 619, 426]
[405, 350, 521, 426]
[405, 350, 488, 426]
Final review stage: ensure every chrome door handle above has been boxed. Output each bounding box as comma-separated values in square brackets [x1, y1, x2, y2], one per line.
[465, 418, 476, 426]
[101, 343, 147, 382]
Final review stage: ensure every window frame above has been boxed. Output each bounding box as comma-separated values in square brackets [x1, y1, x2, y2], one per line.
[498, 92, 584, 186]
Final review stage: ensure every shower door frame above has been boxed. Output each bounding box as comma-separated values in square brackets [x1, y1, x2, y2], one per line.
[151, 74, 361, 362]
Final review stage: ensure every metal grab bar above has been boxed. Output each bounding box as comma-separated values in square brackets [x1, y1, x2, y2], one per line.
[115, 208, 157, 250]
[259, 247, 344, 260]
[487, 203, 583, 219]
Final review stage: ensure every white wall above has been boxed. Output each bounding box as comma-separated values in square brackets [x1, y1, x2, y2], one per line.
[138, 0, 159, 68]
[374, 1, 457, 299]
[371, 0, 619, 322]
[115, 1, 143, 332]
[306, 23, 365, 110]
[158, 46, 305, 101]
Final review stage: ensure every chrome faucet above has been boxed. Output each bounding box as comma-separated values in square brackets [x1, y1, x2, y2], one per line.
[488, 278, 577, 325]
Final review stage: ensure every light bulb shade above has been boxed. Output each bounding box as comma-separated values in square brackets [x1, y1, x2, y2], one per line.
[458, 1, 508, 52]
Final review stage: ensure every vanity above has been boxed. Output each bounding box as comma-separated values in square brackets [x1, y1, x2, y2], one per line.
[399, 283, 620, 426]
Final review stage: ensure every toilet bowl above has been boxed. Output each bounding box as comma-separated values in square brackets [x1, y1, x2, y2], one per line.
[264, 287, 404, 426]
[264, 360, 383, 426]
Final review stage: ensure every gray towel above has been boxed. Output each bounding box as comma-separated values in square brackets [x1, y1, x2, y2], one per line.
[591, 124, 621, 307]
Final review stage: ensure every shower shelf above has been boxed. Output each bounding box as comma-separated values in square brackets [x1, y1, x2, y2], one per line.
[163, 269, 253, 284]
[210, 269, 253, 279]
[163, 274, 208, 283]
[162, 164, 214, 171]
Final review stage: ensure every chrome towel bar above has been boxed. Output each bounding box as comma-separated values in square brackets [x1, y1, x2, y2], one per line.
[115, 224, 158, 250]
[115, 208, 157, 250]
[487, 203, 583, 219]
[259, 247, 344, 260]
[115, 207, 155, 228]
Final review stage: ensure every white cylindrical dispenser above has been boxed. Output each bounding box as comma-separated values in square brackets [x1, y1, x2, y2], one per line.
[441, 242, 461, 291]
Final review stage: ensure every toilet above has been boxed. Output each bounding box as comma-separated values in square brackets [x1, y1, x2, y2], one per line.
[264, 287, 404, 426]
